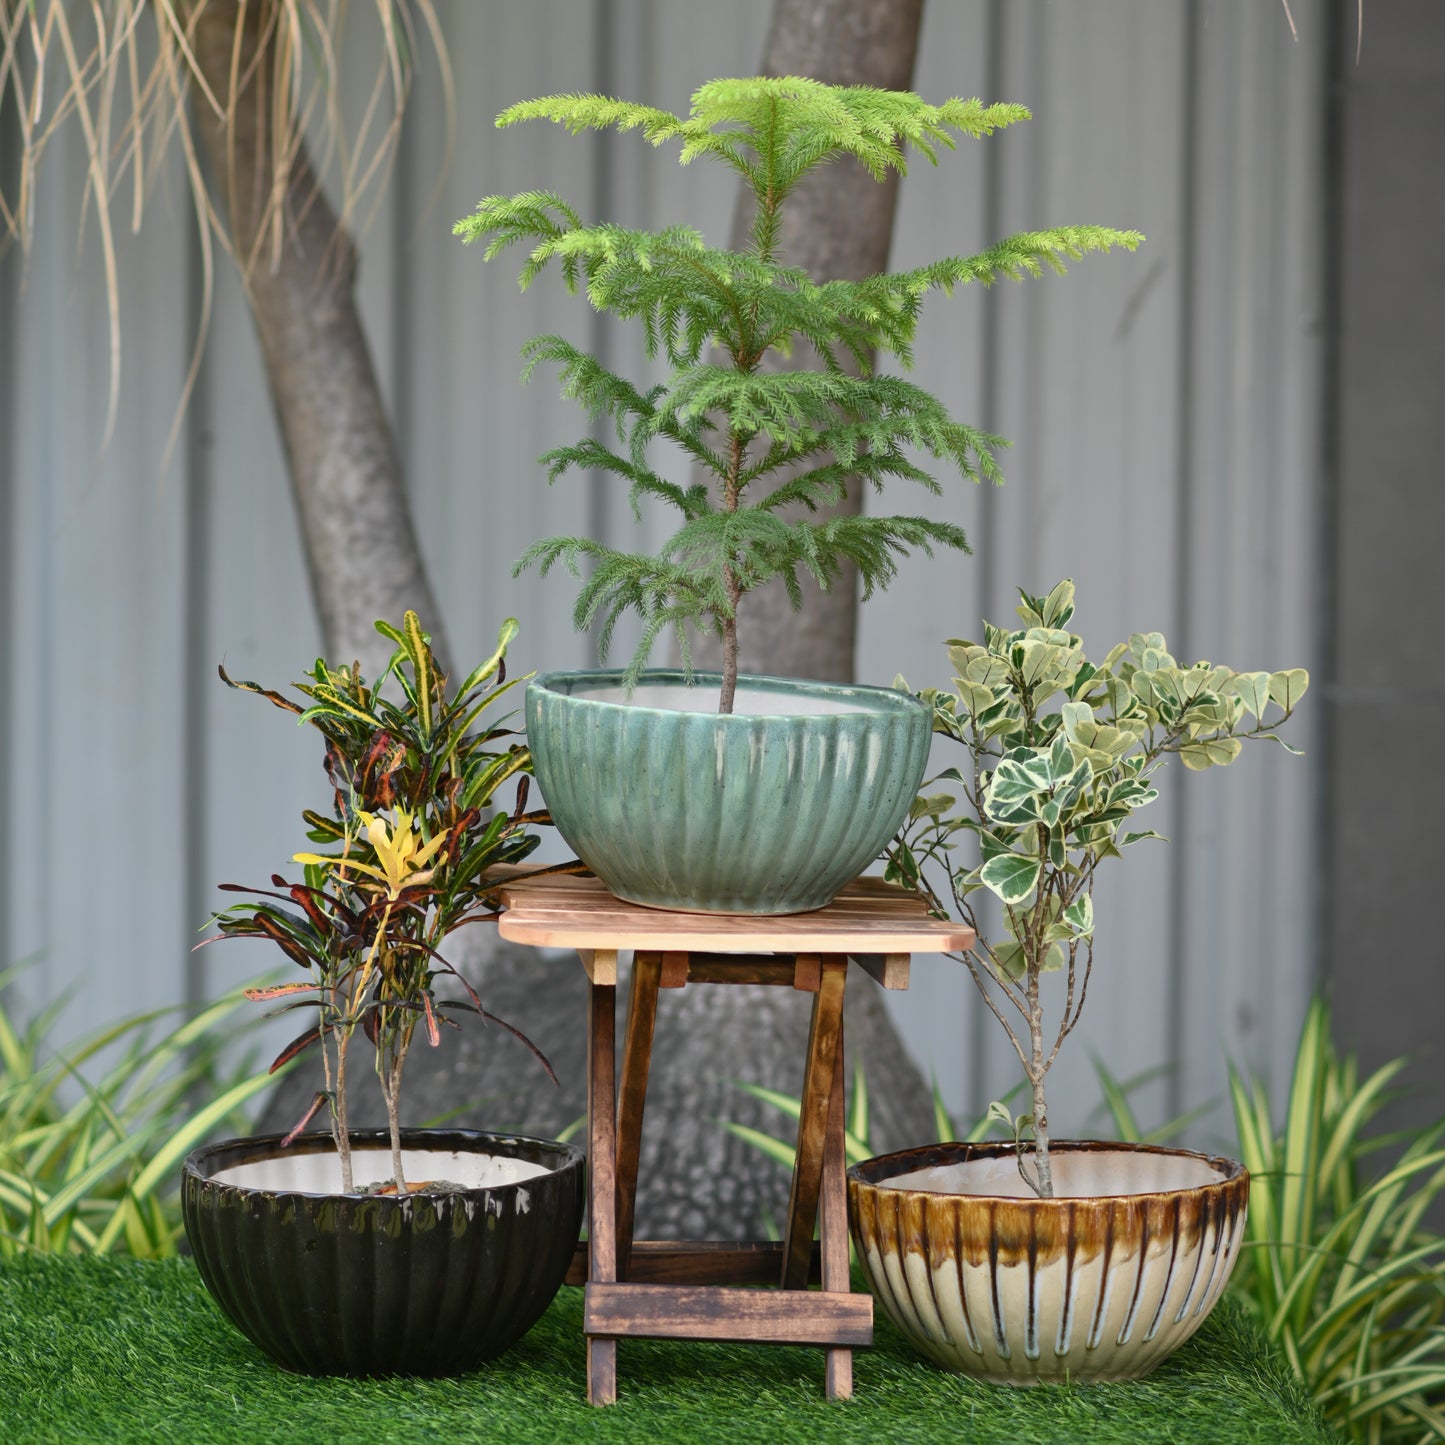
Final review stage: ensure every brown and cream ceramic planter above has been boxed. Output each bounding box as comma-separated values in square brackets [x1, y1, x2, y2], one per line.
[848, 1140, 1248, 1384]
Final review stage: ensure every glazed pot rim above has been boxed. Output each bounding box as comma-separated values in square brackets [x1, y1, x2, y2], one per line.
[528, 667, 926, 720]
[848, 1138, 1247, 1202]
[183, 1126, 585, 1200]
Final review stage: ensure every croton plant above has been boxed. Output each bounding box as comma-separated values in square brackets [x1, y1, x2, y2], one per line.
[209, 614, 555, 1194]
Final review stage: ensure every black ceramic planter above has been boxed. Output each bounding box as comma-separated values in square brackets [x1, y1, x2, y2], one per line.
[182, 1128, 585, 1377]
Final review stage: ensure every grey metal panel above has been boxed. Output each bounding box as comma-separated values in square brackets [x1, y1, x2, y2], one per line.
[1328, 0, 1445, 1136]
[0, 91, 20, 1021]
[188, 256, 322, 1012]
[868, 0, 1326, 1136]
[1004, 0, 1191, 1134]
[0, 1, 1328, 1149]
[397, 0, 615, 678]
[855, 0, 1003, 1135]
[0, 118, 195, 1036]
[873, 0, 1197, 1133]
[1170, 0, 1326, 1129]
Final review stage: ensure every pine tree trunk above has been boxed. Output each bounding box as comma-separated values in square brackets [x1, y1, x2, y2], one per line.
[684, 0, 925, 681]
[189, 1, 447, 679]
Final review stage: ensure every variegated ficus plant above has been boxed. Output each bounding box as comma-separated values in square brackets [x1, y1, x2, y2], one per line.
[207, 614, 556, 1195]
[886, 580, 1308, 1198]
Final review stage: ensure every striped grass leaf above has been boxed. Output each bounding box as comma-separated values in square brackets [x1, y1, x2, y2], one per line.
[91, 1067, 281, 1254]
[720, 1123, 804, 1174]
[1088, 1059, 1215, 1147]
[1229, 995, 1445, 1442]
[728, 1072, 1031, 1177]
[932, 1075, 953, 1143]
[849, 1066, 868, 1150]
[0, 973, 283, 1258]
[727, 1075, 873, 1166]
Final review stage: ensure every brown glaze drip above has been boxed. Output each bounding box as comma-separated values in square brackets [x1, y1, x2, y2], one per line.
[847, 1140, 1250, 1384]
[850, 1141, 1247, 1270]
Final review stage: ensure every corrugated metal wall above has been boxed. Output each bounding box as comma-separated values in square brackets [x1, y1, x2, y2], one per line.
[0, 0, 1328, 1137]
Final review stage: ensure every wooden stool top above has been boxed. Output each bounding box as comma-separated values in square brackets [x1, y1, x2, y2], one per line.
[496, 873, 975, 956]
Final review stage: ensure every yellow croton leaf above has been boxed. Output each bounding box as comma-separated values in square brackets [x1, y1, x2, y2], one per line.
[295, 807, 448, 900]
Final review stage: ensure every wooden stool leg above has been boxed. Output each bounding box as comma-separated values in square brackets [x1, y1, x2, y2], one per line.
[616, 951, 664, 1280]
[780, 957, 847, 1291]
[586, 977, 618, 1406]
[821, 1029, 853, 1399]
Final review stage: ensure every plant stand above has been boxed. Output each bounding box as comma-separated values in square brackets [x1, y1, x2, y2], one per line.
[497, 874, 973, 1406]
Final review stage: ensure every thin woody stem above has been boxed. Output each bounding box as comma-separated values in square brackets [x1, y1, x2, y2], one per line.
[384, 1044, 405, 1192]
[334, 1022, 353, 1194]
[960, 949, 1031, 1074]
[719, 430, 745, 714]
[1026, 964, 1053, 1198]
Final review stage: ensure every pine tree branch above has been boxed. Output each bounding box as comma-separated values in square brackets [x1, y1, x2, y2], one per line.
[461, 78, 1142, 708]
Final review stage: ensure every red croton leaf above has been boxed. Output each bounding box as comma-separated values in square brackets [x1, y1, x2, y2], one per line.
[251, 913, 313, 971]
[287, 884, 332, 935]
[445, 807, 480, 862]
[253, 915, 315, 970]
[269, 1022, 330, 1074]
[218, 665, 303, 715]
[243, 982, 318, 1002]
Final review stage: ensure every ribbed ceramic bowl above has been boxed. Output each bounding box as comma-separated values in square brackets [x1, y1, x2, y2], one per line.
[849, 1141, 1248, 1384]
[525, 669, 932, 914]
[182, 1128, 585, 1377]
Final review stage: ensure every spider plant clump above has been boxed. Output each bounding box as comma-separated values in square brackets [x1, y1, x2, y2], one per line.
[889, 579, 1308, 1198]
[455, 77, 1142, 713]
[1230, 998, 1445, 1444]
[209, 613, 553, 1195]
[0, 971, 276, 1258]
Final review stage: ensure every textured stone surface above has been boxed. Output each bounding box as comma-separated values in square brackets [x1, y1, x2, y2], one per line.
[257, 936, 939, 1239]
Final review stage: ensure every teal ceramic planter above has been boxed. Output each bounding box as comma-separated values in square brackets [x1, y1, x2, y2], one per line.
[525, 670, 931, 914]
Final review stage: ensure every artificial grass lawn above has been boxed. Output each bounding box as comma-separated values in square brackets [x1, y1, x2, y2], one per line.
[0, 1256, 1335, 1445]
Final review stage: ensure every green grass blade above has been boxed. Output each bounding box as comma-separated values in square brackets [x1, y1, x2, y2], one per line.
[931, 1076, 954, 1142]
[1279, 996, 1327, 1292]
[733, 1081, 802, 1123]
[93, 1067, 282, 1253]
[1091, 1057, 1143, 1142]
[721, 1122, 799, 1172]
[848, 1064, 868, 1153]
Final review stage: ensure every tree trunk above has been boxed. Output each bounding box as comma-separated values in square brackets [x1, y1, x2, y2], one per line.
[189, 1, 446, 678]
[243, 0, 940, 1234]
[683, 0, 925, 681]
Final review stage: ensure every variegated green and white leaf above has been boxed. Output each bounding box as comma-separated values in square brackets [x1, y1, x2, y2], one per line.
[1063, 895, 1094, 935]
[1225, 673, 1271, 719]
[1268, 668, 1310, 711]
[1179, 736, 1243, 771]
[1040, 578, 1075, 628]
[956, 680, 997, 716]
[988, 940, 1027, 980]
[978, 853, 1040, 905]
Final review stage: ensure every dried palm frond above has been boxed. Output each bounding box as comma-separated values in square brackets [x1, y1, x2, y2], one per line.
[0, 0, 452, 455]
